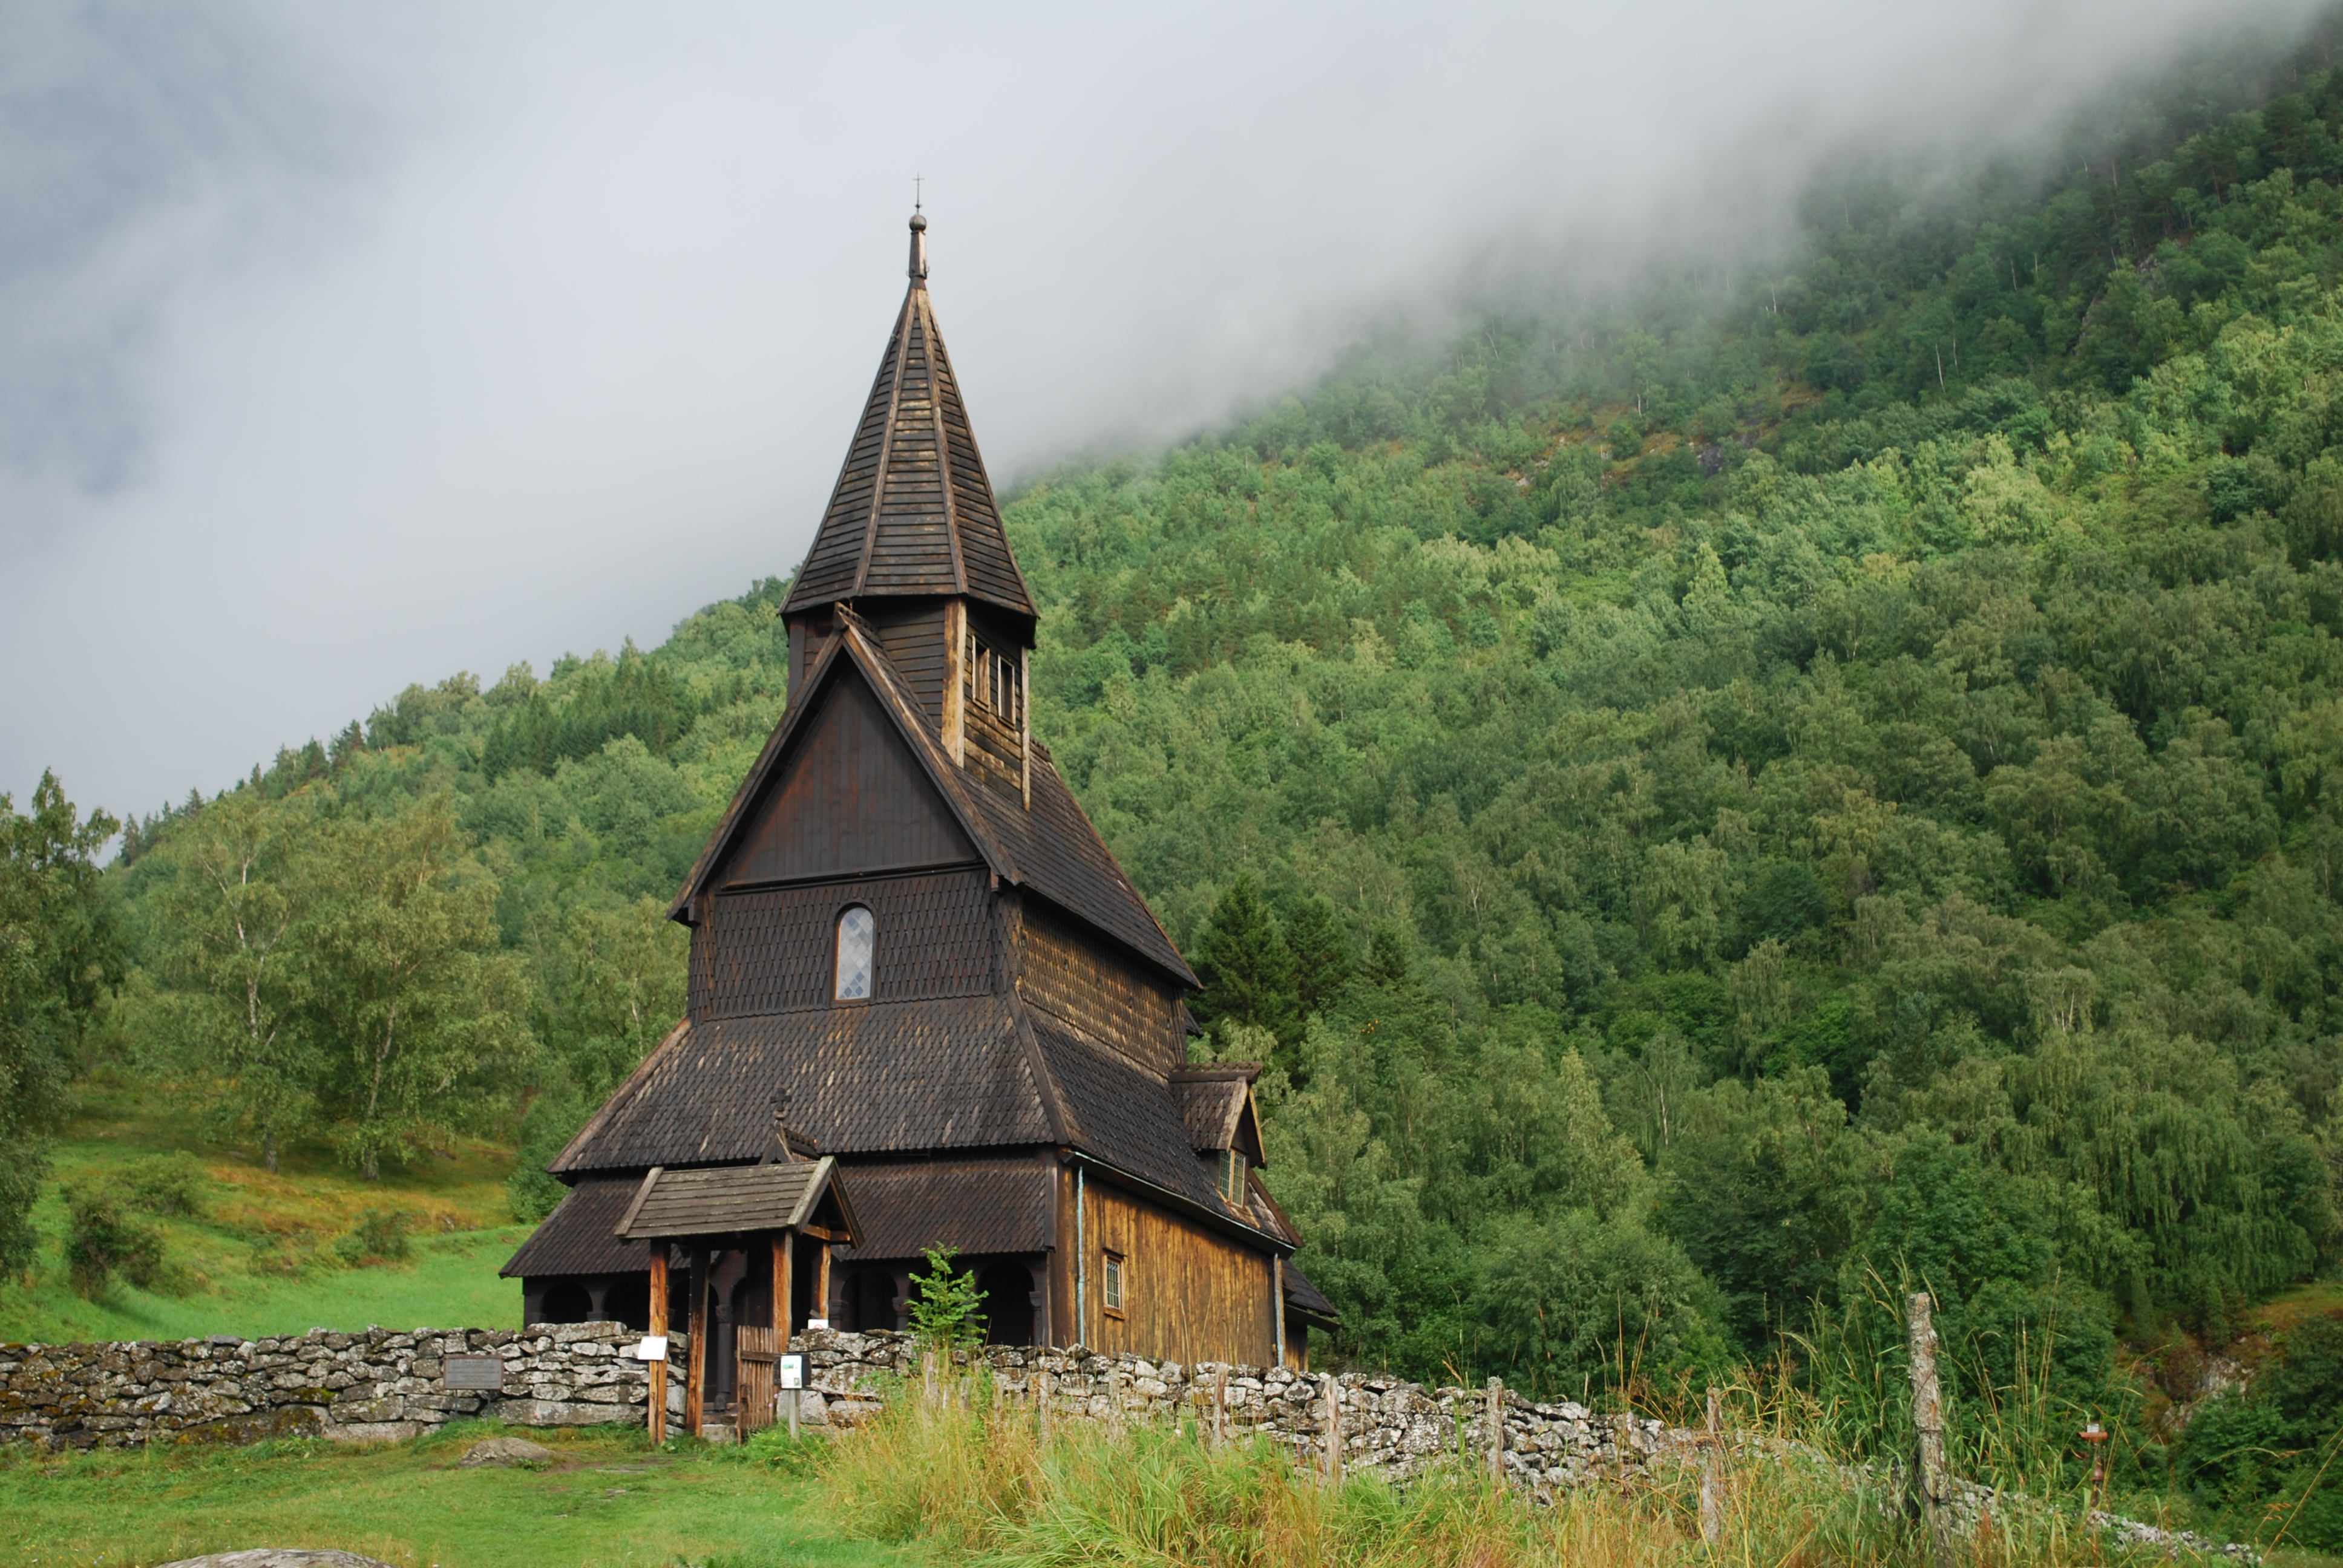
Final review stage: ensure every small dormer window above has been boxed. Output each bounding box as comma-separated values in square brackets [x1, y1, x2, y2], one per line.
[1218, 1149, 1248, 1204]
[834, 906, 874, 1000]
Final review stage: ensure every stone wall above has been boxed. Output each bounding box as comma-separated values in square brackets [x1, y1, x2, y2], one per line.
[1, 1322, 1677, 1495]
[791, 1333, 1679, 1498]
[0, 1323, 685, 1449]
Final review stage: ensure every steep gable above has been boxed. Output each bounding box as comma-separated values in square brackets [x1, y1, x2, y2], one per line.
[718, 666, 977, 887]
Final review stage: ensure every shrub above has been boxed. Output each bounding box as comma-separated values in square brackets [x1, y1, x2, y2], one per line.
[61, 1178, 165, 1298]
[335, 1207, 411, 1266]
[907, 1243, 985, 1351]
[117, 1151, 208, 1218]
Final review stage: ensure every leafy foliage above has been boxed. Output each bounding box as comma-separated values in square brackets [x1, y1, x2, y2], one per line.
[0, 774, 119, 1269]
[908, 1244, 988, 1352]
[76, 30, 2343, 1458]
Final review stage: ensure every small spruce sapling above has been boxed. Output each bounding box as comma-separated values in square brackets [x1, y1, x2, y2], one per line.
[908, 1243, 987, 1352]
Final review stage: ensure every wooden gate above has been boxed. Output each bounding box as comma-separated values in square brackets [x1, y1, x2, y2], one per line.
[736, 1324, 778, 1437]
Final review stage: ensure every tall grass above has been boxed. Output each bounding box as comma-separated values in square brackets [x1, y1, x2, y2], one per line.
[817, 1369, 2200, 1568]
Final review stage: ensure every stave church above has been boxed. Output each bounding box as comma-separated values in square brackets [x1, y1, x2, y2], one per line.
[502, 211, 1335, 1425]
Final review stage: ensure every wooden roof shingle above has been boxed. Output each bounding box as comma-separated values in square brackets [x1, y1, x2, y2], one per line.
[550, 999, 1054, 1175]
[616, 1157, 858, 1243]
[782, 215, 1034, 624]
[499, 1174, 655, 1279]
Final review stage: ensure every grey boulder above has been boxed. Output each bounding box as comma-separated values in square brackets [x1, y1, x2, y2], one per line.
[459, 1436, 559, 1467]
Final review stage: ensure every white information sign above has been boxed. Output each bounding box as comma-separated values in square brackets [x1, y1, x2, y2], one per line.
[779, 1354, 804, 1390]
[634, 1335, 669, 1363]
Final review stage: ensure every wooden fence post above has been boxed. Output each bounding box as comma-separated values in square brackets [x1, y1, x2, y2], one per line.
[1215, 1367, 1229, 1448]
[1320, 1373, 1342, 1483]
[1907, 1292, 1956, 1568]
[1700, 1385, 1723, 1547]
[647, 1249, 669, 1445]
[1486, 1376, 1505, 1481]
[1037, 1367, 1051, 1443]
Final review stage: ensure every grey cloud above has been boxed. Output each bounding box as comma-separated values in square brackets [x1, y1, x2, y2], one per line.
[0, 0, 356, 495]
[0, 0, 2326, 820]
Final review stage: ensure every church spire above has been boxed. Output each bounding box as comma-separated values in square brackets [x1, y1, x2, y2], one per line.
[782, 211, 1034, 627]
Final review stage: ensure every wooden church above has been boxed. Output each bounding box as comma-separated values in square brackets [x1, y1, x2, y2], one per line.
[503, 212, 1335, 1416]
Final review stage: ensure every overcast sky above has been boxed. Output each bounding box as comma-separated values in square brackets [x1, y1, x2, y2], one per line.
[0, 0, 2321, 823]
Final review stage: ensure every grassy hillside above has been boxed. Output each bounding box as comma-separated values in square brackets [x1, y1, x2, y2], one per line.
[9, 16, 2341, 1549]
[0, 1077, 521, 1345]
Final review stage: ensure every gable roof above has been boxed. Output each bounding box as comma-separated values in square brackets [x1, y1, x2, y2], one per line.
[615, 1156, 860, 1244]
[1169, 1064, 1265, 1163]
[669, 619, 1195, 987]
[782, 218, 1033, 624]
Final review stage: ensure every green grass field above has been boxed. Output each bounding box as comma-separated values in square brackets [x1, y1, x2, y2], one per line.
[0, 1422, 907, 1568]
[1, 1076, 526, 1345]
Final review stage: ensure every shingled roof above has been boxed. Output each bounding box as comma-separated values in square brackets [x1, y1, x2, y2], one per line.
[550, 1001, 1053, 1175]
[669, 623, 1195, 987]
[782, 212, 1033, 624]
[499, 1174, 655, 1279]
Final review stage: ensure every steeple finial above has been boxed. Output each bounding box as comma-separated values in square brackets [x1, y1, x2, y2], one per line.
[908, 191, 928, 287]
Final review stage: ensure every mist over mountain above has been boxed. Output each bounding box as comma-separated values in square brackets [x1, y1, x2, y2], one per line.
[1, 0, 2325, 816]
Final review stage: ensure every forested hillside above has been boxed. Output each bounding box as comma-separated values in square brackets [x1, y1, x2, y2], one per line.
[9, 16, 2343, 1540]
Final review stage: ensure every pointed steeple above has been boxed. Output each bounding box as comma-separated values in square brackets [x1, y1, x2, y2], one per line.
[782, 211, 1035, 625]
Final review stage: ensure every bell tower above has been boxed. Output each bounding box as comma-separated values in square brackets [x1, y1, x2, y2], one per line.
[779, 211, 1038, 805]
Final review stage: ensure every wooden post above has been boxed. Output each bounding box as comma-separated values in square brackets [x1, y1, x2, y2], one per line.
[774, 1231, 793, 1440]
[1907, 1292, 1955, 1568]
[922, 1347, 938, 1406]
[1037, 1367, 1052, 1443]
[647, 1248, 669, 1445]
[686, 1247, 710, 1439]
[1273, 1256, 1286, 1367]
[1486, 1376, 1505, 1481]
[1215, 1367, 1228, 1448]
[774, 1232, 794, 1343]
[1700, 1385, 1723, 1547]
[1320, 1373, 1342, 1483]
[814, 1241, 832, 1326]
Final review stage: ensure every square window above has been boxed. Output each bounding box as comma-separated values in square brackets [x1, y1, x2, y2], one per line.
[1102, 1253, 1125, 1315]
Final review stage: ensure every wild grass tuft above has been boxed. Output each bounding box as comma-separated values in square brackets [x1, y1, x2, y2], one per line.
[819, 1368, 2237, 1568]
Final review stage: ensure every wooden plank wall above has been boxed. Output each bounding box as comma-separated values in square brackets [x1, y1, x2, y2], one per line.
[696, 869, 995, 1019]
[1075, 1178, 1279, 1366]
[721, 675, 975, 886]
[867, 603, 949, 725]
[1017, 907, 1184, 1075]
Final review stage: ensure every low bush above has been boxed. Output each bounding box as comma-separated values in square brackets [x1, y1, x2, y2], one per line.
[335, 1208, 411, 1266]
[117, 1151, 208, 1217]
[61, 1178, 165, 1299]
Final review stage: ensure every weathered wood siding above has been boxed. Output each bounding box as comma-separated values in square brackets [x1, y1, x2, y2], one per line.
[693, 869, 995, 1019]
[721, 672, 975, 887]
[867, 602, 950, 726]
[1017, 906, 1184, 1075]
[1072, 1177, 1279, 1366]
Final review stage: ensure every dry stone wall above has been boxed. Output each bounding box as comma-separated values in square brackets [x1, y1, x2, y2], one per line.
[0, 1323, 684, 1449]
[1, 1322, 1679, 1497]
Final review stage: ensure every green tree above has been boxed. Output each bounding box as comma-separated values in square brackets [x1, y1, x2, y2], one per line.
[297, 797, 534, 1178]
[140, 788, 323, 1171]
[0, 775, 119, 1269]
[1191, 875, 1297, 1050]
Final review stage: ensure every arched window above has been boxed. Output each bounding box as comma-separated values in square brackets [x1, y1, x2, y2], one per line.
[834, 905, 874, 1000]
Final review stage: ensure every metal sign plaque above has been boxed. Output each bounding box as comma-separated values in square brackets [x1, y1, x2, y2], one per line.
[635, 1335, 668, 1362]
[444, 1354, 505, 1391]
[779, 1354, 804, 1391]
